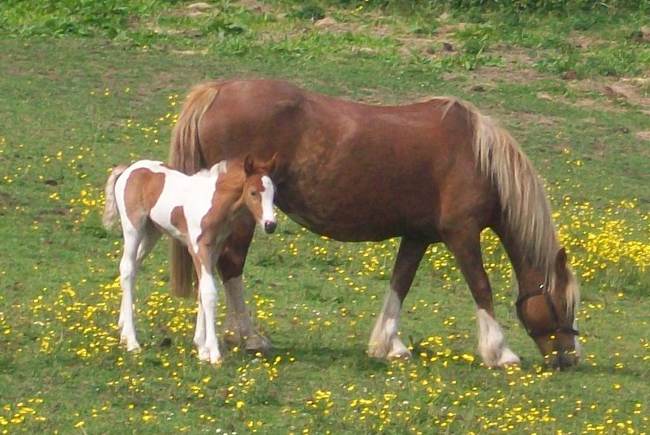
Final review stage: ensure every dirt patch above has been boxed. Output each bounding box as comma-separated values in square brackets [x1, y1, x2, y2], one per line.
[569, 78, 650, 110]
[237, 0, 276, 14]
[636, 131, 650, 141]
[515, 111, 559, 127]
[567, 32, 604, 49]
[0, 191, 18, 208]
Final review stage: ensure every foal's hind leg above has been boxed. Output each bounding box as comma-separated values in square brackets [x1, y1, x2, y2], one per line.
[118, 224, 144, 352]
[368, 238, 428, 360]
[443, 229, 520, 368]
[119, 223, 160, 329]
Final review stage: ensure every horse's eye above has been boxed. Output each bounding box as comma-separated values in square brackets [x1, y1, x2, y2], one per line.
[250, 191, 257, 196]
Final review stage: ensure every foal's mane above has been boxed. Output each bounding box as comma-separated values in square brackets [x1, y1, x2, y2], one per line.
[440, 97, 578, 310]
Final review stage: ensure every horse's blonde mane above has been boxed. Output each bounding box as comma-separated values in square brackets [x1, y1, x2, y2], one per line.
[446, 98, 578, 310]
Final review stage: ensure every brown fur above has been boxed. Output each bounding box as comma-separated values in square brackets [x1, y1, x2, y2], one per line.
[123, 169, 165, 228]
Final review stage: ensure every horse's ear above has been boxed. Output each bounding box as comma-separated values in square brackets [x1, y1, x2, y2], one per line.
[267, 152, 279, 174]
[244, 154, 255, 176]
[555, 247, 567, 270]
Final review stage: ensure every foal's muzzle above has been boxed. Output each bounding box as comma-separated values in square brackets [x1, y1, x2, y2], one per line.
[264, 221, 277, 234]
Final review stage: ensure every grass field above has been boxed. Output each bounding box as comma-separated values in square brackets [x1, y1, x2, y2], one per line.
[0, 1, 649, 433]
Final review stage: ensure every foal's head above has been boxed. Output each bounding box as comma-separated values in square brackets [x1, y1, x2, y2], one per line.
[516, 248, 581, 370]
[240, 154, 278, 234]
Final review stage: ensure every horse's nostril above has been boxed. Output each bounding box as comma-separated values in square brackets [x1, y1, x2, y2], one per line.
[264, 221, 277, 233]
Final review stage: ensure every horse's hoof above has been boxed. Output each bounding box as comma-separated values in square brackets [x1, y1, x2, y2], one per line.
[497, 348, 521, 368]
[222, 329, 241, 348]
[245, 334, 272, 354]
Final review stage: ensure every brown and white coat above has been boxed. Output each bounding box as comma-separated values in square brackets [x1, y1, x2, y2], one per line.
[103, 157, 277, 364]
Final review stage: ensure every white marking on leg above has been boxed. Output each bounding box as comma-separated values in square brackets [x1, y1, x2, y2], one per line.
[368, 289, 410, 359]
[194, 298, 206, 353]
[476, 308, 520, 367]
[573, 319, 581, 359]
[118, 227, 142, 352]
[198, 265, 222, 364]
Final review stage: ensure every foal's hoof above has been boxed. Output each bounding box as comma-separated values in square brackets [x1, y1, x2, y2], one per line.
[198, 348, 222, 365]
[120, 335, 141, 352]
[367, 343, 390, 360]
[387, 348, 412, 361]
[245, 334, 272, 354]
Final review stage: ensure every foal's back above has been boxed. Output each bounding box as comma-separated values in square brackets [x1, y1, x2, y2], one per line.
[115, 160, 218, 244]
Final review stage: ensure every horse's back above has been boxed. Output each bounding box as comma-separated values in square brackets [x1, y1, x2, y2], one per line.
[194, 80, 495, 241]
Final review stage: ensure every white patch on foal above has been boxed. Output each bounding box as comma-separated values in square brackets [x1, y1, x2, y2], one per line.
[197, 264, 222, 364]
[476, 308, 520, 367]
[112, 160, 227, 358]
[368, 289, 410, 359]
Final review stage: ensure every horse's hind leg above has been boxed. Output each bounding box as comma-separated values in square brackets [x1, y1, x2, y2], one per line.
[217, 214, 271, 353]
[443, 228, 520, 368]
[368, 238, 428, 360]
[118, 222, 144, 352]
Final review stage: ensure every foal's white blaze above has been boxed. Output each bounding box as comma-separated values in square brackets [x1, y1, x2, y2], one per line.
[260, 175, 276, 227]
[476, 308, 520, 367]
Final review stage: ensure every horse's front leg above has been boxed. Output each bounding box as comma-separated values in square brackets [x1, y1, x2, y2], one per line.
[368, 238, 428, 360]
[443, 227, 520, 368]
[218, 215, 271, 353]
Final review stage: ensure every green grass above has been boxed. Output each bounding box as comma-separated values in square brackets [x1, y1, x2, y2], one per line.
[1, 1, 649, 433]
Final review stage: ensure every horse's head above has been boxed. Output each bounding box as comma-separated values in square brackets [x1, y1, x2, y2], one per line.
[516, 248, 581, 370]
[242, 153, 278, 234]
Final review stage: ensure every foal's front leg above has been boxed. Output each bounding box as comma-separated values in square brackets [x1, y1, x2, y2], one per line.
[192, 247, 222, 365]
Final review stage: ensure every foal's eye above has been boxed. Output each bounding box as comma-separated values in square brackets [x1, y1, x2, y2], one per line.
[250, 191, 257, 196]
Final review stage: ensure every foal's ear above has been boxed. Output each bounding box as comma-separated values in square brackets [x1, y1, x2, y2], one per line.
[244, 154, 255, 176]
[555, 247, 568, 271]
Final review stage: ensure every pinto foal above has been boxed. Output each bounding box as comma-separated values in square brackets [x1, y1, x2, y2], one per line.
[102, 155, 277, 364]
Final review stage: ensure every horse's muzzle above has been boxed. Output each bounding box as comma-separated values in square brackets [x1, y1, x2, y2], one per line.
[264, 221, 277, 234]
[549, 351, 580, 371]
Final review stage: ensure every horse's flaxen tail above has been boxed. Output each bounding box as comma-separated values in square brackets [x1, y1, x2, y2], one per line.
[168, 81, 223, 298]
[102, 165, 128, 230]
[459, 101, 562, 293]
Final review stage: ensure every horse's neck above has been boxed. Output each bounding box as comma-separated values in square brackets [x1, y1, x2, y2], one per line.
[499, 232, 548, 295]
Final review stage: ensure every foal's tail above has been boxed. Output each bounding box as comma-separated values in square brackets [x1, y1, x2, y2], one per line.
[102, 165, 128, 230]
[168, 81, 222, 298]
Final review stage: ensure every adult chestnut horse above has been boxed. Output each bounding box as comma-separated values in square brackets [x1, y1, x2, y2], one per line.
[168, 79, 580, 369]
